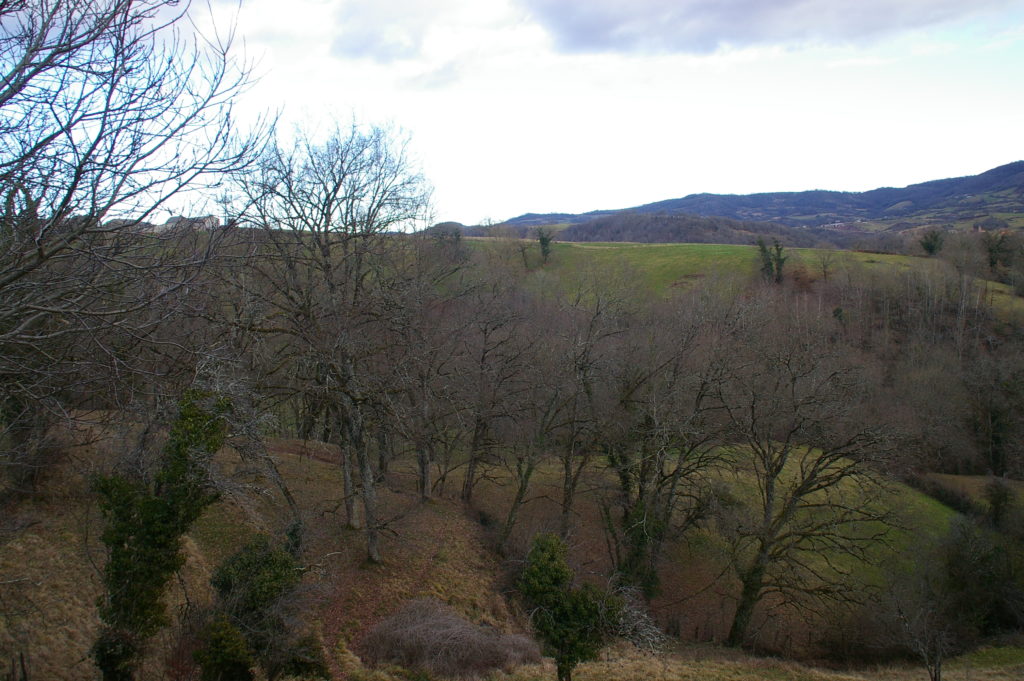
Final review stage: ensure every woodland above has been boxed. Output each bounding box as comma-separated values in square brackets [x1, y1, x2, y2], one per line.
[3, 2, 1024, 681]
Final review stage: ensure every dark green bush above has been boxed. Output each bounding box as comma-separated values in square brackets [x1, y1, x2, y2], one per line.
[200, 535, 327, 681]
[519, 534, 620, 681]
[212, 535, 300, 622]
[93, 390, 228, 680]
[194, 616, 254, 681]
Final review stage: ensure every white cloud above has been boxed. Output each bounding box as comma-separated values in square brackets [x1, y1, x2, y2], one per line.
[327, 0, 529, 63]
[518, 0, 1020, 54]
[330, 0, 451, 62]
[402, 60, 463, 89]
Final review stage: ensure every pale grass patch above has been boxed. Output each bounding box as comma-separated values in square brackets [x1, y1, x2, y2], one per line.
[486, 642, 1024, 681]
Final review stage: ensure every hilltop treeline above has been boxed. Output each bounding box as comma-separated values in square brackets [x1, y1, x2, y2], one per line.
[558, 212, 828, 246]
[459, 212, 852, 247]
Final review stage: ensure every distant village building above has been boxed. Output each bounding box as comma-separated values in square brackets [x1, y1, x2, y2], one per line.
[161, 215, 220, 232]
[111, 214, 221, 233]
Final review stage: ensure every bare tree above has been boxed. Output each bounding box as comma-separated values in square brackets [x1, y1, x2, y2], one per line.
[881, 515, 1024, 681]
[548, 262, 650, 541]
[712, 294, 893, 647]
[815, 249, 837, 282]
[457, 274, 530, 505]
[228, 124, 431, 563]
[387, 233, 469, 501]
[964, 353, 1024, 477]
[552, 281, 621, 539]
[0, 0, 266, 494]
[494, 317, 565, 551]
[596, 293, 724, 596]
[886, 545, 959, 681]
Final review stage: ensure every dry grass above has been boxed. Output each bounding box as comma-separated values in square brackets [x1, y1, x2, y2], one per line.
[0, 499, 104, 679]
[0, 425, 523, 679]
[492, 641, 1024, 681]
[252, 440, 523, 677]
[0, 432, 350, 680]
[0, 420, 110, 680]
[492, 641, 864, 681]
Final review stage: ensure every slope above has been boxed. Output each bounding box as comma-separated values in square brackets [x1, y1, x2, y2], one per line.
[1, 415, 1021, 681]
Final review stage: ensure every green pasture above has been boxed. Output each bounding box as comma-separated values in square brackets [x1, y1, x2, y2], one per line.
[693, 449, 957, 592]
[523, 240, 1024, 324]
[539, 241, 921, 293]
[546, 242, 760, 291]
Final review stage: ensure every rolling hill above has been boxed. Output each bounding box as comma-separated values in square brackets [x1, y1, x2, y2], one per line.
[499, 161, 1024, 235]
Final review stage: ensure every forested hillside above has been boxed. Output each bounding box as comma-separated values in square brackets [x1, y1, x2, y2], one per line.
[629, 161, 1024, 225]
[3, 3, 1024, 681]
[500, 161, 1024, 236]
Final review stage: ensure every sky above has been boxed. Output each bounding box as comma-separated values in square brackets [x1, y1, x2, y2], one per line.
[202, 0, 1024, 225]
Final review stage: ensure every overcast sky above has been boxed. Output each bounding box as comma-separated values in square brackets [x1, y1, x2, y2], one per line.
[206, 0, 1024, 225]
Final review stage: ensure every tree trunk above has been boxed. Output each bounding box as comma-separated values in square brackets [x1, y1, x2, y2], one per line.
[727, 560, 766, 647]
[462, 454, 478, 504]
[417, 396, 432, 500]
[461, 418, 486, 503]
[345, 408, 380, 563]
[299, 396, 321, 440]
[262, 453, 302, 527]
[559, 441, 590, 540]
[333, 410, 358, 529]
[417, 442, 431, 502]
[341, 447, 359, 529]
[559, 459, 576, 540]
[376, 424, 391, 481]
[499, 455, 535, 552]
[357, 436, 381, 563]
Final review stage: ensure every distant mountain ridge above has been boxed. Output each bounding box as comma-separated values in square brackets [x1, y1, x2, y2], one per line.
[503, 161, 1024, 229]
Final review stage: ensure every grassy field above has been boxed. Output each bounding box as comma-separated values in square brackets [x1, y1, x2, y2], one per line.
[538, 242, 924, 293]
[545, 242, 762, 291]
[515, 240, 1024, 325]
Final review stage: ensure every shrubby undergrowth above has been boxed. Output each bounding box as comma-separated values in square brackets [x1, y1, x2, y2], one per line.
[362, 598, 539, 678]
